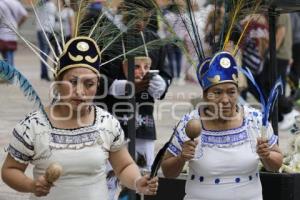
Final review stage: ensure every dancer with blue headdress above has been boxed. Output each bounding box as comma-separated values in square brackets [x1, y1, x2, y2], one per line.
[158, 0, 283, 199]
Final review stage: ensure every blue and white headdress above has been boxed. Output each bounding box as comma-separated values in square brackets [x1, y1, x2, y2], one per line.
[197, 51, 238, 91]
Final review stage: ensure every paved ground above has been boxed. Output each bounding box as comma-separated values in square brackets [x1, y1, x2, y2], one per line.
[0, 45, 295, 199]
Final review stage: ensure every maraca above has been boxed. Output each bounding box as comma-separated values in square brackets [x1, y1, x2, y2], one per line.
[45, 163, 63, 184]
[185, 119, 201, 140]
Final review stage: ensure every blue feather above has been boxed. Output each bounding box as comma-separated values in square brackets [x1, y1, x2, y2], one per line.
[239, 67, 283, 126]
[0, 60, 43, 109]
[238, 67, 266, 110]
[263, 78, 283, 126]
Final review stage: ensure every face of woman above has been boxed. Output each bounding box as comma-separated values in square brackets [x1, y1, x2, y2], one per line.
[122, 57, 151, 82]
[57, 68, 99, 111]
[204, 83, 239, 119]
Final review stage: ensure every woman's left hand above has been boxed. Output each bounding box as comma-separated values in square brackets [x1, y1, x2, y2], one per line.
[135, 175, 158, 195]
[257, 138, 270, 159]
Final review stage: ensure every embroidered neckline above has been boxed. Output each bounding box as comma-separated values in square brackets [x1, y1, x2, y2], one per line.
[49, 128, 113, 150]
[200, 119, 249, 147]
[40, 106, 112, 149]
[51, 130, 100, 144]
[201, 129, 249, 147]
[201, 123, 246, 136]
[44, 107, 115, 149]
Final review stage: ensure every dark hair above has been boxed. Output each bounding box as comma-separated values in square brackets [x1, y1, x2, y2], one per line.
[55, 70, 67, 82]
[203, 83, 238, 94]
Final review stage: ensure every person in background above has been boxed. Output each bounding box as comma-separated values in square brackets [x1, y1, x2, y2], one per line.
[204, 1, 225, 55]
[160, 3, 186, 84]
[240, 14, 269, 101]
[81, 0, 104, 28]
[53, 0, 75, 55]
[0, 0, 28, 66]
[258, 14, 299, 130]
[36, 0, 56, 81]
[288, 12, 300, 104]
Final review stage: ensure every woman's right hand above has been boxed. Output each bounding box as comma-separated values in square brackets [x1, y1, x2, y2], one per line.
[32, 175, 52, 197]
[179, 140, 198, 162]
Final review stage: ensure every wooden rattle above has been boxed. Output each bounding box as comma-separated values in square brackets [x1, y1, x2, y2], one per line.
[45, 163, 63, 184]
[185, 119, 201, 140]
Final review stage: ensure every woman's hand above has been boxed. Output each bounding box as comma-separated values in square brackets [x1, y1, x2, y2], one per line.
[135, 175, 158, 195]
[32, 175, 53, 197]
[257, 138, 283, 172]
[179, 140, 199, 162]
[257, 138, 270, 160]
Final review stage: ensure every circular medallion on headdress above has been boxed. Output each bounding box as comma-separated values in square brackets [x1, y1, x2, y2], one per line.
[77, 41, 89, 52]
[220, 57, 231, 68]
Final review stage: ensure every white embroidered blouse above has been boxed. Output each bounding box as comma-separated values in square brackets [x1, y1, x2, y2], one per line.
[7, 106, 125, 200]
[168, 105, 278, 200]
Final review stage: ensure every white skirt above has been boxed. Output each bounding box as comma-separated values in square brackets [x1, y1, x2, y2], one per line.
[184, 177, 263, 200]
[30, 179, 108, 200]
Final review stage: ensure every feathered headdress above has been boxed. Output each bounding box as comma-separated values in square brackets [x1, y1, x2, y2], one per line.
[196, 51, 238, 91]
[0, 0, 176, 108]
[168, 0, 264, 91]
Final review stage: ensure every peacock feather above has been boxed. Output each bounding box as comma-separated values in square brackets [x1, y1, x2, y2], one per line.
[0, 60, 43, 110]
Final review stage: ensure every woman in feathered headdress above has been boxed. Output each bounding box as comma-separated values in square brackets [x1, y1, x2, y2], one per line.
[159, 1, 283, 199]
[0, 1, 158, 199]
